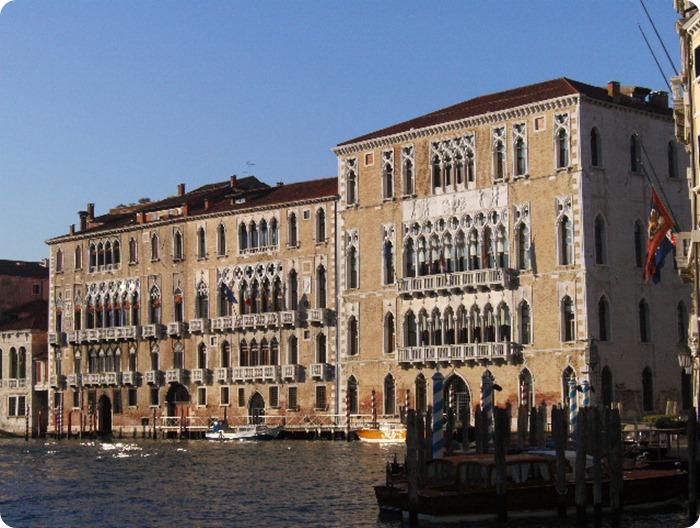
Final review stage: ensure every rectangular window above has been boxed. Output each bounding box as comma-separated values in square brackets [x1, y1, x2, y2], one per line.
[238, 388, 246, 407]
[364, 152, 374, 166]
[113, 389, 122, 414]
[197, 387, 207, 406]
[220, 386, 230, 406]
[73, 390, 80, 408]
[269, 386, 279, 408]
[128, 388, 138, 407]
[32, 284, 41, 296]
[315, 385, 327, 410]
[150, 387, 159, 406]
[288, 387, 298, 410]
[8, 395, 26, 417]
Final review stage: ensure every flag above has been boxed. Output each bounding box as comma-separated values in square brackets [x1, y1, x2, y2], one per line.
[643, 187, 676, 283]
[223, 284, 237, 304]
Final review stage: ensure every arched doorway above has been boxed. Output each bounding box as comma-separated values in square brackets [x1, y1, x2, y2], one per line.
[249, 392, 265, 424]
[166, 382, 191, 424]
[97, 395, 112, 436]
[444, 374, 470, 424]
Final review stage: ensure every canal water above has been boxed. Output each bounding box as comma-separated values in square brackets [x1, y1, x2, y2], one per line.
[0, 438, 693, 528]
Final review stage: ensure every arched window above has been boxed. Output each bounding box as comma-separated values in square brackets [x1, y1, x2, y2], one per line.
[432, 154, 442, 192]
[562, 296, 575, 342]
[493, 140, 506, 181]
[249, 221, 258, 248]
[197, 343, 207, 369]
[113, 240, 121, 267]
[634, 220, 644, 268]
[288, 270, 298, 311]
[590, 127, 602, 167]
[55, 249, 64, 273]
[348, 316, 359, 356]
[639, 299, 651, 343]
[316, 208, 326, 243]
[74, 245, 83, 270]
[383, 240, 394, 284]
[556, 124, 570, 168]
[288, 213, 298, 246]
[594, 215, 607, 265]
[404, 310, 417, 347]
[404, 239, 416, 278]
[259, 219, 269, 247]
[347, 376, 359, 414]
[642, 367, 654, 412]
[598, 296, 610, 342]
[128, 237, 138, 264]
[316, 266, 327, 309]
[347, 245, 359, 289]
[519, 369, 533, 409]
[402, 146, 415, 196]
[150, 233, 160, 261]
[238, 223, 248, 251]
[346, 159, 358, 205]
[221, 341, 231, 368]
[559, 215, 573, 265]
[216, 224, 225, 256]
[173, 287, 184, 323]
[270, 218, 279, 246]
[516, 223, 530, 270]
[668, 141, 678, 179]
[382, 150, 394, 200]
[444, 307, 455, 345]
[316, 332, 327, 364]
[288, 335, 298, 365]
[630, 134, 642, 172]
[197, 227, 207, 259]
[562, 366, 576, 407]
[384, 374, 396, 416]
[519, 301, 531, 345]
[430, 308, 442, 345]
[173, 229, 184, 261]
[514, 136, 527, 176]
[149, 286, 161, 324]
[497, 304, 511, 342]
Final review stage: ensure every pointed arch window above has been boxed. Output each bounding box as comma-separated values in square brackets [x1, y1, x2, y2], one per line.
[594, 215, 607, 265]
[150, 233, 160, 261]
[639, 299, 651, 343]
[562, 296, 575, 342]
[598, 296, 610, 342]
[347, 244, 359, 289]
[288, 335, 298, 365]
[402, 145, 415, 196]
[383, 240, 394, 284]
[346, 158, 358, 206]
[149, 286, 161, 324]
[288, 212, 299, 247]
[590, 127, 602, 167]
[238, 223, 248, 251]
[347, 376, 359, 414]
[173, 229, 184, 261]
[559, 215, 574, 265]
[316, 208, 326, 243]
[519, 369, 533, 409]
[555, 115, 570, 169]
[348, 316, 359, 356]
[316, 266, 327, 309]
[519, 301, 531, 345]
[514, 124, 527, 177]
[74, 245, 83, 270]
[128, 237, 138, 264]
[197, 227, 207, 259]
[404, 310, 417, 347]
[316, 332, 327, 364]
[55, 249, 64, 273]
[221, 341, 231, 368]
[630, 134, 642, 172]
[493, 139, 506, 181]
[382, 150, 394, 200]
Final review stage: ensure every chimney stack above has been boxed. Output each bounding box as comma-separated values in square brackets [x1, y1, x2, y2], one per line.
[204, 199, 210, 210]
[87, 203, 95, 220]
[78, 210, 89, 231]
[230, 175, 237, 188]
[69, 224, 75, 235]
[178, 183, 186, 197]
[607, 81, 621, 101]
[649, 90, 669, 109]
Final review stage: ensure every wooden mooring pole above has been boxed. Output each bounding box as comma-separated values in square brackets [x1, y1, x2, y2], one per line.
[552, 405, 568, 519]
[406, 409, 419, 526]
[688, 407, 698, 526]
[575, 407, 588, 527]
[591, 406, 603, 528]
[606, 407, 623, 528]
[494, 406, 509, 523]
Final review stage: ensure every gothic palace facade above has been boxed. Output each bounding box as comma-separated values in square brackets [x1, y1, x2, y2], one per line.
[46, 78, 692, 435]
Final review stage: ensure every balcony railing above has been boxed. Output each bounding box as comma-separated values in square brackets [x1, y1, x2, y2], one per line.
[115, 326, 140, 340]
[307, 308, 327, 325]
[48, 332, 66, 346]
[214, 367, 231, 383]
[281, 364, 302, 382]
[397, 341, 517, 365]
[397, 268, 513, 297]
[165, 368, 186, 384]
[121, 371, 138, 386]
[82, 373, 102, 386]
[144, 370, 163, 386]
[103, 372, 120, 386]
[310, 363, 333, 381]
[141, 324, 164, 339]
[167, 322, 187, 337]
[189, 319, 210, 334]
[49, 375, 65, 389]
[191, 368, 211, 385]
[8, 378, 28, 389]
[232, 311, 298, 330]
[67, 374, 80, 387]
[66, 331, 80, 344]
[211, 317, 233, 332]
[231, 366, 279, 383]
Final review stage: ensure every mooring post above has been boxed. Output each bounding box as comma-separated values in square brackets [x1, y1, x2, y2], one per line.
[406, 410, 419, 526]
[607, 408, 623, 528]
[460, 405, 470, 452]
[688, 407, 698, 526]
[592, 406, 603, 528]
[475, 406, 484, 454]
[552, 406, 567, 519]
[537, 403, 547, 448]
[575, 407, 588, 527]
[494, 406, 508, 523]
[517, 404, 527, 448]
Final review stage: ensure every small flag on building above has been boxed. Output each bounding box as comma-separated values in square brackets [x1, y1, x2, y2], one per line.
[643, 187, 676, 284]
[223, 284, 237, 304]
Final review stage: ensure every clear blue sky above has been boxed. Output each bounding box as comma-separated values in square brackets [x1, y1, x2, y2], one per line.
[0, 0, 683, 261]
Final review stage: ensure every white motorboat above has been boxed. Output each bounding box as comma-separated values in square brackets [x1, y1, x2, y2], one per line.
[205, 421, 282, 441]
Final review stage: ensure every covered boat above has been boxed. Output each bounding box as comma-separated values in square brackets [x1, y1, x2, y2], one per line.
[205, 420, 281, 441]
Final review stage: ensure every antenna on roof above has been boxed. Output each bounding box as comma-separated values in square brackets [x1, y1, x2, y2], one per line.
[638, 0, 679, 77]
[638, 23, 672, 93]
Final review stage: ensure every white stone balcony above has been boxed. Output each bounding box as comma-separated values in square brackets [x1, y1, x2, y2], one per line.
[167, 322, 187, 337]
[49, 375, 65, 389]
[105, 327, 117, 340]
[48, 332, 66, 346]
[279, 311, 298, 326]
[8, 378, 28, 389]
[397, 268, 513, 297]
[191, 368, 211, 385]
[121, 371, 138, 386]
[83, 373, 101, 386]
[307, 308, 328, 325]
[397, 341, 517, 365]
[67, 374, 80, 387]
[103, 371, 120, 386]
[231, 366, 279, 383]
[214, 367, 231, 383]
[141, 324, 163, 339]
[144, 370, 162, 386]
[189, 319, 210, 334]
[66, 331, 80, 344]
[281, 364, 302, 382]
[310, 363, 333, 381]
[77, 330, 90, 342]
[165, 368, 186, 384]
[115, 326, 140, 340]
[211, 317, 233, 332]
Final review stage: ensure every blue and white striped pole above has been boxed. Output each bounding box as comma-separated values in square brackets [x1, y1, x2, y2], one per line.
[582, 379, 590, 408]
[432, 368, 445, 459]
[568, 378, 578, 434]
[482, 377, 494, 440]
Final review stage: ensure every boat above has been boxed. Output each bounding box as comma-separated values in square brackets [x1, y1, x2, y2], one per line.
[355, 422, 406, 443]
[205, 421, 282, 441]
[374, 451, 686, 522]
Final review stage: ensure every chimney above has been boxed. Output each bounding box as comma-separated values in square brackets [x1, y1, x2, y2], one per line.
[204, 199, 210, 210]
[87, 203, 95, 220]
[69, 224, 75, 235]
[137, 212, 145, 224]
[230, 175, 237, 188]
[607, 81, 621, 101]
[178, 183, 186, 197]
[78, 210, 89, 231]
[649, 90, 669, 109]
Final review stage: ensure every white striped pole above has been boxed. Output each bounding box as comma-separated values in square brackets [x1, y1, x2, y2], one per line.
[568, 378, 578, 434]
[582, 379, 590, 408]
[405, 389, 411, 411]
[371, 388, 377, 427]
[432, 369, 445, 459]
[482, 377, 494, 440]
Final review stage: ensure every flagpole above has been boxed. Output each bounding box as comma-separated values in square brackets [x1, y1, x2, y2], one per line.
[637, 133, 682, 230]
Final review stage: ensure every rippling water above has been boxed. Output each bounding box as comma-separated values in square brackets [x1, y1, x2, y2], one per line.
[0, 438, 692, 528]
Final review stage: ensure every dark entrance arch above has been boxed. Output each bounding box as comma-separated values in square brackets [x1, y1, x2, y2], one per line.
[97, 395, 112, 436]
[166, 382, 191, 424]
[249, 392, 265, 424]
[444, 374, 470, 424]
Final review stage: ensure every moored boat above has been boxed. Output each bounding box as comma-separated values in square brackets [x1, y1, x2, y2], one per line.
[355, 422, 406, 444]
[374, 452, 686, 522]
[205, 421, 282, 441]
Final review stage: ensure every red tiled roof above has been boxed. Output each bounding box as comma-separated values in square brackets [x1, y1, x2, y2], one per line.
[0, 260, 49, 279]
[337, 78, 671, 147]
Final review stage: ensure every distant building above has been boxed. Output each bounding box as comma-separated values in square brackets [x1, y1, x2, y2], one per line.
[46, 77, 691, 437]
[333, 77, 691, 423]
[0, 260, 49, 436]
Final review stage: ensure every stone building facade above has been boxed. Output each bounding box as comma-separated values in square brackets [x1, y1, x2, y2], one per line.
[46, 177, 338, 435]
[333, 78, 692, 424]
